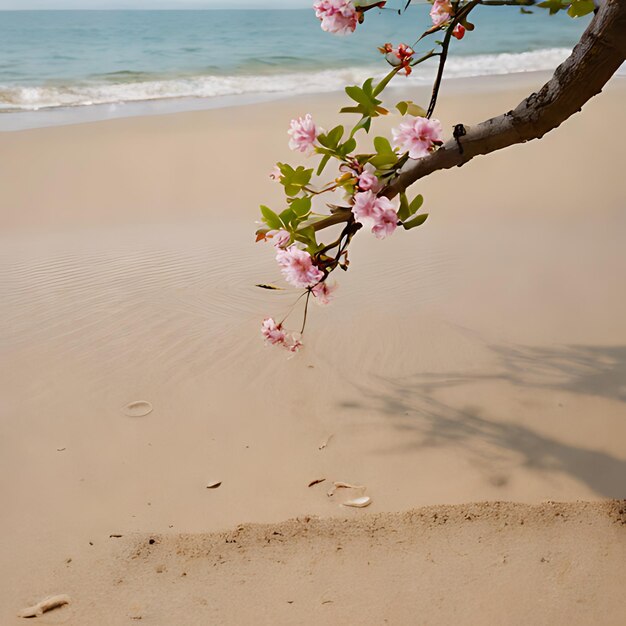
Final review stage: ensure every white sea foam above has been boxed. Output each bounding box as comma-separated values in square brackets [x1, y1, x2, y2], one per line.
[0, 48, 621, 112]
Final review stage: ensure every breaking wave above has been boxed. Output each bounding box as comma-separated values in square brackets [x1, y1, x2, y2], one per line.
[0, 48, 615, 113]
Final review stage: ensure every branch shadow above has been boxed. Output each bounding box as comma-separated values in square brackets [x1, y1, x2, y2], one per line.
[339, 343, 626, 498]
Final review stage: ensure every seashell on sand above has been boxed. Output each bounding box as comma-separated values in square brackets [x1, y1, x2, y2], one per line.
[18, 594, 70, 618]
[341, 496, 371, 508]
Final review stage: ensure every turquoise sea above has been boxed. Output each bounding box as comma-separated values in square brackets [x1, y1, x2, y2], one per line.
[0, 5, 595, 112]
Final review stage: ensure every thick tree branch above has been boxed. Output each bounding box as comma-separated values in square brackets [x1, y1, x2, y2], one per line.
[384, 0, 626, 199]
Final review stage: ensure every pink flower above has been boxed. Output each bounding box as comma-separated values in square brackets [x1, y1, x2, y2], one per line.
[286, 337, 303, 353]
[312, 281, 337, 305]
[372, 207, 399, 240]
[261, 317, 286, 346]
[276, 245, 324, 289]
[357, 163, 381, 192]
[392, 116, 443, 160]
[452, 23, 465, 40]
[313, 0, 359, 35]
[430, 0, 452, 27]
[269, 165, 282, 181]
[267, 229, 291, 249]
[288, 114, 320, 154]
[261, 318, 303, 353]
[352, 190, 380, 225]
[352, 192, 399, 239]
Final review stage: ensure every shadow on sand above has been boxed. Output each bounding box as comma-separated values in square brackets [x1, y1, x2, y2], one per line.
[339, 344, 626, 499]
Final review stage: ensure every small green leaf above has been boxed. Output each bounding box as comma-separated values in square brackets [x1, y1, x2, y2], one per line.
[280, 208, 296, 227]
[373, 67, 399, 97]
[408, 194, 424, 216]
[402, 213, 429, 230]
[316, 153, 331, 176]
[327, 125, 344, 147]
[290, 196, 312, 218]
[370, 136, 398, 168]
[362, 77, 374, 97]
[396, 100, 428, 118]
[396, 101, 409, 116]
[351, 116, 372, 136]
[373, 136, 394, 155]
[260, 205, 282, 230]
[397, 193, 410, 222]
[339, 137, 357, 156]
[567, 0, 594, 17]
[293, 225, 317, 249]
[537, 0, 568, 15]
[345, 85, 370, 107]
[280, 165, 313, 197]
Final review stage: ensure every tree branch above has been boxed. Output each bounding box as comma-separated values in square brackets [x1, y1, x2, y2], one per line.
[385, 0, 626, 199]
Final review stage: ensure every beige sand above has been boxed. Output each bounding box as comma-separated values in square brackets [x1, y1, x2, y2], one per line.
[1, 73, 625, 623]
[6, 502, 626, 625]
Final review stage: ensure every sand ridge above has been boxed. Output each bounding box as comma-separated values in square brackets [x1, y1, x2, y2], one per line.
[7, 501, 626, 625]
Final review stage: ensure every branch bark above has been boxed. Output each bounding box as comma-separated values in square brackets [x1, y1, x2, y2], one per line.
[384, 0, 626, 199]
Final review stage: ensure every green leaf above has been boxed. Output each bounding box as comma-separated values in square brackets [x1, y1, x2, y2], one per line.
[318, 125, 344, 149]
[345, 85, 371, 107]
[345, 80, 384, 120]
[339, 137, 357, 156]
[370, 154, 396, 169]
[402, 213, 429, 230]
[409, 194, 424, 216]
[280, 208, 296, 228]
[395, 100, 428, 118]
[372, 67, 399, 97]
[279, 165, 313, 197]
[396, 101, 409, 116]
[327, 125, 344, 147]
[567, 0, 594, 17]
[373, 136, 394, 155]
[351, 116, 372, 137]
[260, 205, 282, 230]
[369, 135, 398, 168]
[339, 106, 362, 114]
[290, 196, 312, 218]
[316, 153, 331, 176]
[537, 0, 568, 15]
[397, 193, 410, 222]
[293, 225, 317, 249]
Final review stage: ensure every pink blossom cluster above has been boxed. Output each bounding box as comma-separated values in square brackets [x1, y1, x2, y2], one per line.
[430, 0, 466, 39]
[352, 190, 399, 240]
[392, 116, 443, 160]
[261, 318, 302, 353]
[276, 245, 324, 289]
[313, 0, 359, 35]
[288, 114, 320, 154]
[266, 228, 291, 249]
[312, 281, 337, 305]
[357, 163, 382, 193]
[430, 0, 452, 27]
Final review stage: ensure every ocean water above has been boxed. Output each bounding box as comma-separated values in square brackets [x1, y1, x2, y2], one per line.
[0, 6, 595, 113]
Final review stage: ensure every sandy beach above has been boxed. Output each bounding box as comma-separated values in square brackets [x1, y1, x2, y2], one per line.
[1, 73, 625, 623]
